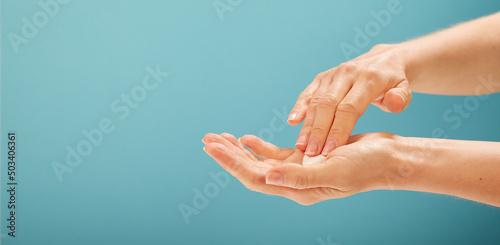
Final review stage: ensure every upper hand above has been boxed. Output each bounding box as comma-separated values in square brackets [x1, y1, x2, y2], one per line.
[288, 44, 412, 156]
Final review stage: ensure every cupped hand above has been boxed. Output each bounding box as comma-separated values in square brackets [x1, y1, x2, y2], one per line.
[288, 44, 412, 157]
[202, 132, 403, 205]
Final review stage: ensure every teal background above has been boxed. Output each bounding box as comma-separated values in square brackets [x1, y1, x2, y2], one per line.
[2, 0, 500, 244]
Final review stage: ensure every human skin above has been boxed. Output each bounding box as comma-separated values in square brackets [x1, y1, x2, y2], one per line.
[288, 12, 500, 157]
[202, 132, 500, 207]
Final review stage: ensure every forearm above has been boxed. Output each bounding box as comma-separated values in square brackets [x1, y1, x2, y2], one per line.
[395, 137, 500, 207]
[399, 12, 500, 95]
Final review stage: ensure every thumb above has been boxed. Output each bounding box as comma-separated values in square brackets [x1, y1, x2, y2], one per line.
[265, 163, 330, 189]
[383, 81, 412, 113]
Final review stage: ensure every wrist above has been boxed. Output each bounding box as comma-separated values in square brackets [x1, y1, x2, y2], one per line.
[378, 135, 431, 191]
[363, 134, 414, 192]
[393, 41, 422, 88]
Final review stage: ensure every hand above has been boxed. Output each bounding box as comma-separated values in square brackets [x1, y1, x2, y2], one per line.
[288, 44, 412, 157]
[202, 132, 402, 205]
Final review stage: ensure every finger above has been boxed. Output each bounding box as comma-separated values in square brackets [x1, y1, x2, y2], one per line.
[203, 133, 249, 160]
[204, 142, 255, 183]
[220, 133, 259, 160]
[295, 78, 331, 151]
[370, 99, 391, 112]
[240, 135, 293, 160]
[265, 163, 336, 189]
[288, 79, 321, 126]
[305, 77, 352, 156]
[205, 142, 321, 203]
[382, 80, 412, 113]
[323, 83, 381, 155]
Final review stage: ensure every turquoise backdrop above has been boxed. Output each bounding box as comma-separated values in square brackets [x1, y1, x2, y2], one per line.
[2, 0, 500, 244]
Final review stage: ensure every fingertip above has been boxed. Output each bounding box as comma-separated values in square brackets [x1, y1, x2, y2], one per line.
[295, 134, 308, 151]
[203, 133, 218, 143]
[295, 144, 307, 152]
[288, 112, 298, 121]
[327, 130, 350, 150]
[305, 139, 320, 156]
[287, 119, 301, 126]
[321, 139, 337, 156]
[287, 114, 304, 126]
[203, 142, 217, 155]
[288, 108, 307, 125]
[385, 90, 405, 113]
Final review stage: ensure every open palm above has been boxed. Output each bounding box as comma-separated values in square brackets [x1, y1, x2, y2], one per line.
[202, 133, 349, 205]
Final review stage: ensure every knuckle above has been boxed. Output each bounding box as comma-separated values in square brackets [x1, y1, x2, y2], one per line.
[212, 144, 226, 154]
[376, 131, 395, 138]
[314, 73, 324, 81]
[361, 67, 382, 80]
[329, 123, 347, 138]
[406, 89, 413, 101]
[328, 127, 343, 139]
[221, 133, 237, 142]
[294, 174, 309, 189]
[229, 154, 242, 172]
[370, 43, 390, 51]
[317, 101, 334, 112]
[308, 96, 322, 107]
[338, 62, 357, 73]
[364, 79, 379, 91]
[319, 93, 340, 109]
[337, 101, 359, 116]
[292, 175, 302, 189]
[299, 90, 314, 100]
[316, 70, 331, 79]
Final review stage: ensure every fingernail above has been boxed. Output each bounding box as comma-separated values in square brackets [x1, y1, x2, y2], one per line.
[296, 134, 308, 147]
[266, 172, 284, 185]
[203, 147, 207, 153]
[305, 140, 318, 156]
[288, 112, 298, 121]
[202, 139, 206, 144]
[321, 139, 337, 156]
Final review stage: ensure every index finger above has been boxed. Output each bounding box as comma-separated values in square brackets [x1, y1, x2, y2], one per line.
[323, 83, 379, 154]
[288, 78, 321, 126]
